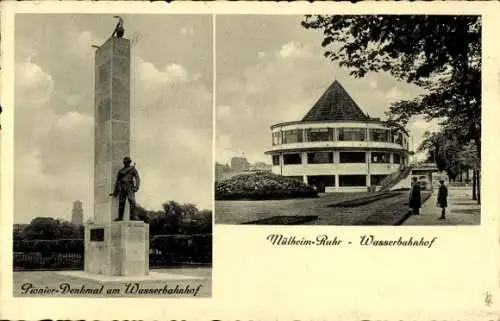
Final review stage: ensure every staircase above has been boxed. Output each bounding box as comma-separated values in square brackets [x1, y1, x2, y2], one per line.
[377, 165, 414, 193]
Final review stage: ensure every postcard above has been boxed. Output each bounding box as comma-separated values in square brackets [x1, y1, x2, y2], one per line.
[1, 1, 499, 320]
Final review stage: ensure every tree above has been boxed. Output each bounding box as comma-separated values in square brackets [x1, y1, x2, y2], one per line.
[301, 15, 481, 159]
[22, 217, 82, 240]
[417, 129, 462, 180]
[417, 129, 480, 203]
[136, 201, 213, 236]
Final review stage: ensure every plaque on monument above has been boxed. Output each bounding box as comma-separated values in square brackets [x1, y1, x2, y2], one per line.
[90, 228, 105, 242]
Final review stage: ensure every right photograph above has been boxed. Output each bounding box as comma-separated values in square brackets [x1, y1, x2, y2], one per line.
[215, 15, 481, 226]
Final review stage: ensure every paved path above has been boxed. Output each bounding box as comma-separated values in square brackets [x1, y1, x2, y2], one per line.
[216, 191, 423, 225]
[403, 186, 480, 225]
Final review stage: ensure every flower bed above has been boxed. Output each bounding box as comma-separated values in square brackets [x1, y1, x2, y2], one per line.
[215, 171, 318, 200]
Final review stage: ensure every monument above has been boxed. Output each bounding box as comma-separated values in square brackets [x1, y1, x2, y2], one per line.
[84, 18, 150, 277]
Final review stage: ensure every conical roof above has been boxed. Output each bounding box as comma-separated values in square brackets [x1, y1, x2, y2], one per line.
[301, 80, 369, 122]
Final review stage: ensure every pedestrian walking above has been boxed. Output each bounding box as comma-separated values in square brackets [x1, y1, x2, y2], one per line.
[437, 179, 448, 219]
[409, 177, 422, 215]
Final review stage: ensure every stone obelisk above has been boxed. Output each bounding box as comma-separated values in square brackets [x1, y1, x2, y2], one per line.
[84, 34, 149, 277]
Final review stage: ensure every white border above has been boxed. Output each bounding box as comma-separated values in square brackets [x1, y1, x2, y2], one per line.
[2, 2, 500, 320]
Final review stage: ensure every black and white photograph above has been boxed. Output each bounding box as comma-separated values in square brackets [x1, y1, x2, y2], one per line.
[12, 14, 213, 297]
[215, 15, 481, 226]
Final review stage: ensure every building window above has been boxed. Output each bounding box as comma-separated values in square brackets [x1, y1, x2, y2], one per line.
[371, 152, 391, 164]
[339, 152, 366, 163]
[395, 132, 403, 145]
[283, 130, 303, 144]
[283, 153, 302, 165]
[307, 152, 334, 164]
[393, 153, 401, 164]
[339, 175, 367, 187]
[286, 176, 303, 182]
[307, 175, 336, 192]
[370, 175, 388, 186]
[370, 129, 390, 142]
[272, 155, 280, 166]
[272, 132, 282, 146]
[338, 128, 366, 141]
[305, 128, 334, 142]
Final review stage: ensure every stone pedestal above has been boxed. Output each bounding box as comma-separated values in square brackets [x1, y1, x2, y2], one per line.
[84, 221, 149, 276]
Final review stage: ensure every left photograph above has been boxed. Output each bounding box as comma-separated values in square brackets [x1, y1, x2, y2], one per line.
[13, 14, 213, 297]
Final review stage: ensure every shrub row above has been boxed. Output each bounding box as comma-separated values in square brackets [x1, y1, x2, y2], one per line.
[215, 171, 318, 200]
[13, 253, 83, 270]
[13, 234, 212, 270]
[14, 239, 84, 255]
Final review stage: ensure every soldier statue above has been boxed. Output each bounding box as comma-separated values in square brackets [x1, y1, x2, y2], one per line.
[110, 156, 140, 221]
[111, 16, 125, 38]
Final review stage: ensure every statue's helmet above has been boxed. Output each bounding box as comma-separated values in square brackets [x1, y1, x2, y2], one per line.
[123, 156, 132, 164]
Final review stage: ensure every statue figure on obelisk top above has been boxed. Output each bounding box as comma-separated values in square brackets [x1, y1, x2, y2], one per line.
[111, 16, 125, 39]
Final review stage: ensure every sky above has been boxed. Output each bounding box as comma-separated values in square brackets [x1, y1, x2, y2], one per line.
[215, 15, 438, 165]
[14, 14, 213, 223]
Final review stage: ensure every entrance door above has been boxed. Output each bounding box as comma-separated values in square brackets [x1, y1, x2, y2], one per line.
[307, 175, 335, 193]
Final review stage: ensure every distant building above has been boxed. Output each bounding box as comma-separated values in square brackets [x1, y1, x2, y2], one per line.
[248, 162, 272, 172]
[13, 224, 29, 233]
[230, 157, 250, 172]
[265, 80, 410, 192]
[215, 158, 272, 181]
[411, 162, 448, 190]
[71, 201, 83, 225]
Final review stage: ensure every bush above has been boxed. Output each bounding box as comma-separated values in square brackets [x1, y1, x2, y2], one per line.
[215, 171, 318, 200]
[14, 239, 84, 255]
[150, 234, 212, 266]
[13, 253, 83, 270]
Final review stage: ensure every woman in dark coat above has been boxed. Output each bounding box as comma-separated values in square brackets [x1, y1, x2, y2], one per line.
[409, 177, 422, 215]
[437, 179, 448, 219]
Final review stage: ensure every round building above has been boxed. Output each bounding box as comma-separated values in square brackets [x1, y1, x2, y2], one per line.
[265, 80, 410, 193]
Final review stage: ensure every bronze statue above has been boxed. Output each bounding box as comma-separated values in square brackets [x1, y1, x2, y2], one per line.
[110, 156, 140, 221]
[111, 16, 125, 38]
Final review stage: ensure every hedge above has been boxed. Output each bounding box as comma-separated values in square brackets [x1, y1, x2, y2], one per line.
[215, 171, 318, 200]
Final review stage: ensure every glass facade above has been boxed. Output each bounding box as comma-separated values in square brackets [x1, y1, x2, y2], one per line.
[272, 132, 282, 146]
[272, 126, 408, 146]
[393, 153, 401, 164]
[308, 175, 336, 192]
[305, 128, 334, 142]
[371, 152, 391, 164]
[272, 155, 280, 166]
[283, 153, 302, 165]
[370, 129, 390, 142]
[339, 175, 367, 187]
[338, 128, 366, 141]
[339, 152, 366, 163]
[307, 152, 334, 164]
[282, 130, 303, 144]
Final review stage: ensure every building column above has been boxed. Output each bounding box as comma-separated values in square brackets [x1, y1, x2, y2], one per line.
[301, 152, 307, 165]
[366, 151, 371, 187]
[303, 175, 308, 184]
